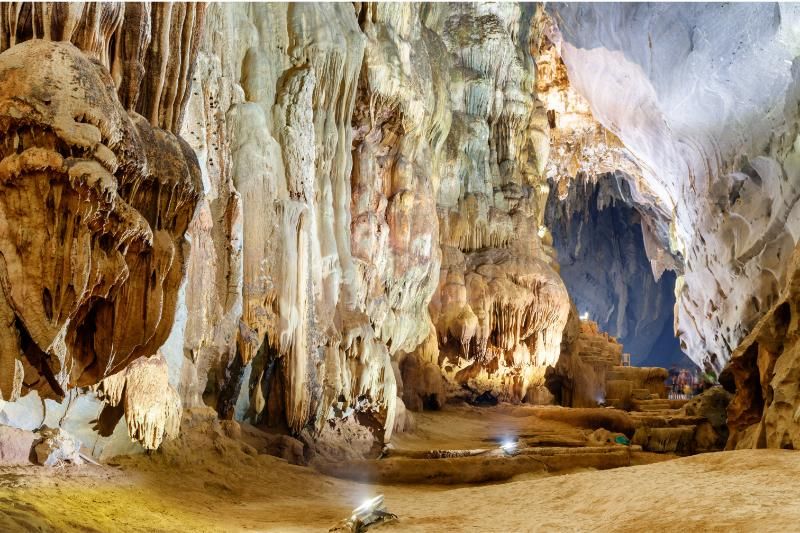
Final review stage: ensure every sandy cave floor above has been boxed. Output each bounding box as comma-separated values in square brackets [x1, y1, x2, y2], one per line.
[1, 406, 799, 533]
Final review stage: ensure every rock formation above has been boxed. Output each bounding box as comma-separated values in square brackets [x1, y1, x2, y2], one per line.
[1, 1, 799, 460]
[547, 3, 800, 373]
[0, 4, 201, 451]
[546, 310, 622, 408]
[427, 3, 569, 405]
[184, 2, 571, 452]
[0, 2, 572, 457]
[724, 244, 800, 450]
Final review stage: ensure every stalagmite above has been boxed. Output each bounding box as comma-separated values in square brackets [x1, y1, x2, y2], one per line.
[95, 354, 181, 450]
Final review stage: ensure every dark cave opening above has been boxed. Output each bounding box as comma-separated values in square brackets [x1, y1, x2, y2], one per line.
[545, 175, 693, 368]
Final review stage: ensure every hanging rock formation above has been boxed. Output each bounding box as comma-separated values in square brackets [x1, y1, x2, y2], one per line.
[180, 1, 570, 452]
[7, 1, 800, 459]
[427, 3, 569, 405]
[0, 2, 571, 457]
[0, 4, 203, 449]
[0, 37, 200, 445]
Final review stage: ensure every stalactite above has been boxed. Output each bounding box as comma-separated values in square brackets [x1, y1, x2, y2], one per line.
[0, 38, 199, 426]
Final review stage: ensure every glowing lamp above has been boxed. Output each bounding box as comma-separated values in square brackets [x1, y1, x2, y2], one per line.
[330, 494, 397, 532]
[500, 439, 518, 455]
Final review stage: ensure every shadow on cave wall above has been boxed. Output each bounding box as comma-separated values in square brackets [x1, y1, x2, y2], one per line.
[546, 174, 693, 368]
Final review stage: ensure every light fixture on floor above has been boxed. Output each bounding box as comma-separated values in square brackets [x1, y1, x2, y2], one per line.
[330, 494, 398, 532]
[500, 439, 518, 455]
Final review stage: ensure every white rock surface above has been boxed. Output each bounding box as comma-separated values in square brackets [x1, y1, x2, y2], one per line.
[549, 3, 800, 370]
[33, 427, 84, 467]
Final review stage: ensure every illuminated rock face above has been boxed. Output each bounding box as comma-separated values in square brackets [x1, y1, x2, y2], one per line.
[0, 2, 205, 453]
[428, 4, 570, 404]
[189, 3, 569, 444]
[548, 3, 800, 373]
[4, 1, 800, 458]
[207, 2, 564, 437]
[724, 244, 800, 450]
[0, 26, 200, 450]
[6, 1, 800, 458]
[546, 308, 623, 408]
[0, 2, 570, 456]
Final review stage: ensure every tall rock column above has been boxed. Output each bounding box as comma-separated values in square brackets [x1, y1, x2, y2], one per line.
[425, 3, 570, 404]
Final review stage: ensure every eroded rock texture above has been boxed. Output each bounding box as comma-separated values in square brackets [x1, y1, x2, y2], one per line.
[546, 308, 618, 408]
[427, 3, 569, 405]
[0, 40, 201, 394]
[548, 3, 800, 372]
[725, 244, 800, 450]
[0, 4, 202, 450]
[0, 2, 570, 457]
[16, 1, 790, 459]
[165, 1, 570, 454]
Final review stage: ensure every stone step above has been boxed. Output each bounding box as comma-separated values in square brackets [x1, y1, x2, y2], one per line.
[632, 425, 697, 453]
[636, 405, 673, 412]
[632, 398, 673, 412]
[605, 398, 626, 409]
[634, 398, 671, 405]
[318, 447, 641, 484]
[632, 388, 651, 400]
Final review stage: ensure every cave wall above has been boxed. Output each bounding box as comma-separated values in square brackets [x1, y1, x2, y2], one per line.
[724, 244, 800, 450]
[191, 2, 569, 441]
[2, 1, 799, 456]
[548, 3, 800, 373]
[0, 2, 571, 457]
[546, 174, 689, 368]
[424, 3, 569, 406]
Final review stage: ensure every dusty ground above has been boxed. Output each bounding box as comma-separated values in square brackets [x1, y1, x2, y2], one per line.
[0, 406, 798, 532]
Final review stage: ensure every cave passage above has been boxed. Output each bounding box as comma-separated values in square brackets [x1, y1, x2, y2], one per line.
[545, 174, 692, 369]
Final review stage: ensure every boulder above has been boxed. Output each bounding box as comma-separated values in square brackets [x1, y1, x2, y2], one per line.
[0, 426, 36, 465]
[33, 427, 84, 467]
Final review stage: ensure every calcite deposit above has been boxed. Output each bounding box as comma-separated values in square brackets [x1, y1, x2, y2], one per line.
[428, 3, 569, 405]
[724, 244, 800, 450]
[0, 35, 200, 448]
[0, 2, 572, 455]
[182, 2, 571, 450]
[0, 2, 204, 450]
[0, 0, 799, 461]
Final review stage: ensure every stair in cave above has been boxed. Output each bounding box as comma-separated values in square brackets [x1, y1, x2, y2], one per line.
[632, 399, 674, 411]
[631, 388, 651, 400]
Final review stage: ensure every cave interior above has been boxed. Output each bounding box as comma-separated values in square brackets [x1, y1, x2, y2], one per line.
[0, 2, 798, 532]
